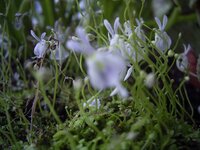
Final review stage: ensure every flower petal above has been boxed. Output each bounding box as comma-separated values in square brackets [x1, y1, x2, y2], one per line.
[40, 32, 46, 39]
[155, 17, 162, 30]
[66, 40, 83, 53]
[76, 27, 95, 53]
[114, 17, 120, 34]
[110, 87, 118, 97]
[162, 15, 168, 30]
[104, 19, 115, 37]
[124, 66, 133, 81]
[31, 30, 40, 41]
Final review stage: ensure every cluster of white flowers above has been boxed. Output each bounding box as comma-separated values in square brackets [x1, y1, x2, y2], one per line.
[31, 15, 172, 98]
[65, 16, 172, 98]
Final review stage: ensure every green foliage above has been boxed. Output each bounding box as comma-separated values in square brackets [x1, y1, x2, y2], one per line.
[0, 0, 200, 149]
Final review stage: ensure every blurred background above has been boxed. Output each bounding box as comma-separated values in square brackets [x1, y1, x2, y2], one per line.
[1, 0, 200, 61]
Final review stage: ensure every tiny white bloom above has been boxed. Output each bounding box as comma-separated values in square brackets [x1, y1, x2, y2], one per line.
[176, 44, 191, 73]
[31, 30, 49, 58]
[153, 15, 171, 52]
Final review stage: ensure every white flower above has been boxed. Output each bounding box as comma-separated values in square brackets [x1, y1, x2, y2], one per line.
[104, 17, 121, 40]
[123, 18, 146, 43]
[153, 15, 171, 52]
[67, 26, 128, 97]
[104, 17, 143, 63]
[31, 30, 49, 58]
[109, 34, 134, 63]
[176, 44, 191, 73]
[66, 27, 95, 55]
[86, 51, 128, 97]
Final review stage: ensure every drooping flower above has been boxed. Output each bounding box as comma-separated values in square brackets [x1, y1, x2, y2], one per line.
[31, 30, 49, 58]
[153, 15, 171, 53]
